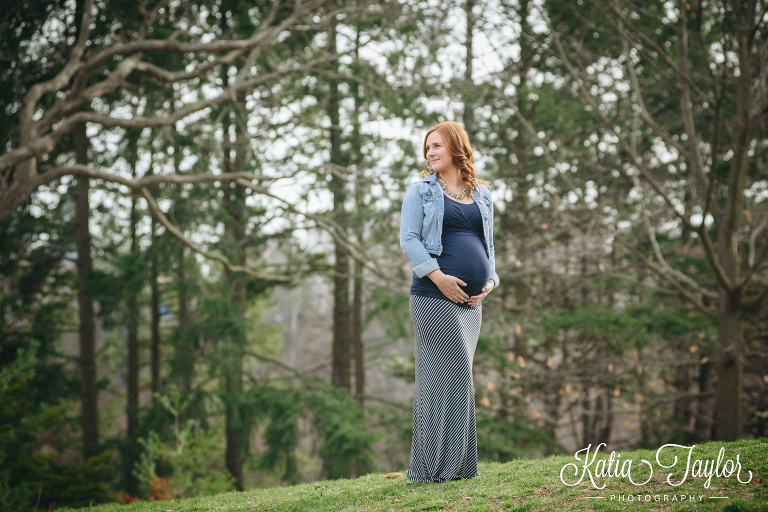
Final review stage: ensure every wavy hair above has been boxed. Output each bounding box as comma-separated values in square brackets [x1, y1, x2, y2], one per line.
[419, 121, 490, 190]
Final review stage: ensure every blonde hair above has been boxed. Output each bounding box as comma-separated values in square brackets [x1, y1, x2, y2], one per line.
[419, 121, 490, 190]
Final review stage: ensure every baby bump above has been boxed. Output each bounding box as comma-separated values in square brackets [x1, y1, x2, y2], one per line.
[436, 233, 490, 297]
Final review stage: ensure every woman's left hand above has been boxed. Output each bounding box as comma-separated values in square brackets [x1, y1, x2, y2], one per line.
[467, 280, 494, 307]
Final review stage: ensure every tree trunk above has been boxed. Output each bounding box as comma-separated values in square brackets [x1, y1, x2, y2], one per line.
[223, 332, 245, 491]
[694, 361, 715, 441]
[126, 129, 140, 437]
[221, 71, 248, 488]
[171, 116, 194, 396]
[149, 148, 160, 397]
[175, 242, 193, 395]
[322, 18, 353, 480]
[127, 236, 139, 443]
[463, 0, 475, 139]
[328, 19, 351, 391]
[350, 256, 363, 480]
[73, 121, 99, 456]
[351, 26, 365, 404]
[352, 259, 364, 401]
[543, 358, 562, 439]
[675, 163, 695, 443]
[222, 121, 247, 490]
[673, 363, 691, 442]
[714, 287, 743, 440]
[216, 8, 249, 488]
[510, 0, 532, 363]
[713, 3, 754, 440]
[597, 388, 612, 443]
[286, 289, 304, 374]
[581, 392, 594, 447]
[150, 212, 160, 395]
[492, 0, 532, 423]
[125, 129, 141, 494]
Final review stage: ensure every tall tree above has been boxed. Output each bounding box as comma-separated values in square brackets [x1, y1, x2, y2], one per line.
[463, 0, 476, 139]
[327, 18, 353, 392]
[72, 0, 99, 457]
[73, 118, 100, 456]
[218, 2, 249, 487]
[148, 144, 162, 396]
[0, 0, 348, 277]
[544, 0, 768, 440]
[124, 126, 142, 494]
[350, 25, 366, 404]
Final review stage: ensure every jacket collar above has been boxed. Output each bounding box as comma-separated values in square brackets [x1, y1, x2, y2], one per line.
[422, 171, 485, 199]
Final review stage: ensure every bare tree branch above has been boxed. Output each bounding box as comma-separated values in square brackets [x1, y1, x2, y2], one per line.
[233, 177, 391, 282]
[31, 163, 297, 280]
[615, 237, 716, 320]
[544, 10, 737, 293]
[1, 0, 395, 224]
[133, 50, 243, 83]
[35, 165, 275, 189]
[632, 175, 719, 300]
[743, 280, 768, 309]
[616, 21, 688, 155]
[751, 37, 768, 119]
[547, 18, 691, 227]
[0, 54, 339, 175]
[140, 186, 297, 282]
[607, 0, 714, 104]
[741, 211, 768, 293]
[675, 0, 712, 208]
[34, 163, 393, 284]
[37, 55, 143, 135]
[18, 0, 96, 140]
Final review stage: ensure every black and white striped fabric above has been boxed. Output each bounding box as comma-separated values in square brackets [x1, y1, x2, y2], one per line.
[407, 294, 482, 483]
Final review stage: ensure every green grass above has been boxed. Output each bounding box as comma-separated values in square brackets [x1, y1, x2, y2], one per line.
[66, 439, 767, 512]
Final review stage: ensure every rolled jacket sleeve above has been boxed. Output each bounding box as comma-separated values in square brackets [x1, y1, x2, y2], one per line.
[487, 194, 500, 290]
[400, 183, 440, 278]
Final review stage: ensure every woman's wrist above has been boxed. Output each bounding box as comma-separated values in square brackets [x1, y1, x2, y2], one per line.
[426, 269, 445, 283]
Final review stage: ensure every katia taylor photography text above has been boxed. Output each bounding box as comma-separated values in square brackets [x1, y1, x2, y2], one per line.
[559, 443, 753, 489]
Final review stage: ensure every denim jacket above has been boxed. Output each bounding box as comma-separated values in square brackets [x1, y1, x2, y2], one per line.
[400, 172, 500, 290]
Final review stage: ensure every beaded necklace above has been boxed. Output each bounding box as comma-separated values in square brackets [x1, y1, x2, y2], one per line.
[436, 173, 469, 200]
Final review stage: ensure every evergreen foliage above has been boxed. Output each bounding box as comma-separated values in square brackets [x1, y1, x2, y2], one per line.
[0, 0, 766, 508]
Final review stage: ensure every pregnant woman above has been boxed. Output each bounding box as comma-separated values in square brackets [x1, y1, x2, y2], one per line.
[399, 121, 499, 482]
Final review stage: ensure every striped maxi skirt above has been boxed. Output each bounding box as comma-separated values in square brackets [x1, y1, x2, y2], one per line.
[407, 294, 482, 483]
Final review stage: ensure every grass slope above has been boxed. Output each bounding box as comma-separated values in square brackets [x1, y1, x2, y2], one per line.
[66, 438, 767, 512]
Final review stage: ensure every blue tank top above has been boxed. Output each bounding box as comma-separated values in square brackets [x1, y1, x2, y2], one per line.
[410, 195, 490, 308]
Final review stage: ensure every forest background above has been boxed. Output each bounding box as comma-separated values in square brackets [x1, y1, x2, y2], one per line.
[1, 0, 767, 509]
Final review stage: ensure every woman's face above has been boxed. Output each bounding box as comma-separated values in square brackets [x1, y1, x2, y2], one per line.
[425, 130, 453, 173]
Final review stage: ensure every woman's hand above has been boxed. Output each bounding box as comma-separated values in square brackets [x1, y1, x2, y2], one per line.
[467, 280, 494, 307]
[427, 269, 469, 304]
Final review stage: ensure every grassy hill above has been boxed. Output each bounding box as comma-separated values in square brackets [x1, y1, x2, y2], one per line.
[64, 438, 767, 512]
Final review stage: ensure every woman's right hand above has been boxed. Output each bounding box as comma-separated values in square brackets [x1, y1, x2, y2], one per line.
[426, 269, 469, 304]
